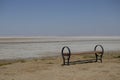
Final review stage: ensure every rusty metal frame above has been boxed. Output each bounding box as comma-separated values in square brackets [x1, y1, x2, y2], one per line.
[94, 45, 104, 63]
[61, 46, 71, 65]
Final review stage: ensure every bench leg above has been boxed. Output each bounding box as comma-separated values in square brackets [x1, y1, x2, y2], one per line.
[95, 54, 103, 63]
[94, 45, 104, 63]
[62, 57, 70, 65]
[95, 54, 98, 62]
[61, 46, 71, 65]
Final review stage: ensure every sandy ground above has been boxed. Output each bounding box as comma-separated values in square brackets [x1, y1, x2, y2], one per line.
[0, 52, 120, 80]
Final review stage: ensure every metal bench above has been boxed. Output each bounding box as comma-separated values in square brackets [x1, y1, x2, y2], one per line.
[61, 45, 104, 65]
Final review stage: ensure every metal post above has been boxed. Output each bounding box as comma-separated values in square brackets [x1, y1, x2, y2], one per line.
[61, 46, 71, 65]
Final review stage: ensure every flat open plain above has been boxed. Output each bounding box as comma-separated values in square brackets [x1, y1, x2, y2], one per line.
[0, 37, 120, 80]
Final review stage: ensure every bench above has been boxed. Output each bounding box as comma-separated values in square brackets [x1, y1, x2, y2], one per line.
[61, 45, 104, 65]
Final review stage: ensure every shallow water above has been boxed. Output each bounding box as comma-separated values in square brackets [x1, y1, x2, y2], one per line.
[0, 37, 120, 59]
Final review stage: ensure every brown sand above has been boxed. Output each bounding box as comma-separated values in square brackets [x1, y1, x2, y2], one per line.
[0, 52, 120, 80]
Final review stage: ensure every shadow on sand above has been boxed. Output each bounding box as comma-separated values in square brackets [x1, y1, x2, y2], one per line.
[69, 59, 98, 65]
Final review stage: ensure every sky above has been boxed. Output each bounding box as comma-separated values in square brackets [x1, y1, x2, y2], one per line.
[0, 0, 120, 36]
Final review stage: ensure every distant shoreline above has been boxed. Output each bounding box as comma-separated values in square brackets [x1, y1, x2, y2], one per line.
[0, 36, 120, 43]
[0, 36, 120, 38]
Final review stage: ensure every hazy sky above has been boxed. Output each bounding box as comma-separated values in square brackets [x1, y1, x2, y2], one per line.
[0, 0, 120, 36]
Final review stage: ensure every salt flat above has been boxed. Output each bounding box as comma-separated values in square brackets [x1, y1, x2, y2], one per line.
[0, 36, 120, 59]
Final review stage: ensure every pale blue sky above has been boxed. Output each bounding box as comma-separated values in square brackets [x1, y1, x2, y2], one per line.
[0, 0, 120, 36]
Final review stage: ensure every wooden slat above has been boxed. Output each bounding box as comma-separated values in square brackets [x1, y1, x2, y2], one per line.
[63, 51, 102, 56]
